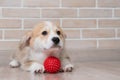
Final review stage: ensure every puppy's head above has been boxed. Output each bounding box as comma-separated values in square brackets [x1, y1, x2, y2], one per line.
[19, 21, 66, 53]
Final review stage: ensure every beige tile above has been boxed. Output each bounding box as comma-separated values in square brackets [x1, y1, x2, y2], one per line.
[79, 9, 112, 18]
[82, 29, 115, 38]
[0, 19, 21, 28]
[99, 40, 120, 49]
[0, 41, 18, 50]
[0, 0, 21, 7]
[117, 29, 120, 38]
[24, 19, 60, 28]
[0, 30, 2, 39]
[98, 0, 120, 8]
[42, 9, 77, 18]
[5, 30, 30, 39]
[2, 8, 40, 18]
[62, 0, 95, 7]
[115, 9, 120, 17]
[24, 0, 59, 7]
[1, 62, 120, 80]
[99, 19, 120, 28]
[66, 40, 96, 49]
[64, 30, 80, 39]
[62, 19, 96, 28]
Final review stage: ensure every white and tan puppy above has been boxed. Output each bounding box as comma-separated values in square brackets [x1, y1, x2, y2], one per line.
[9, 21, 73, 73]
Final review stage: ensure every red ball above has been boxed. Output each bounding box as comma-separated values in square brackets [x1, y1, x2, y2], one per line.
[44, 56, 61, 73]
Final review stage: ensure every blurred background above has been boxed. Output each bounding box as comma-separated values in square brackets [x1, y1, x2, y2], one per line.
[0, 0, 120, 50]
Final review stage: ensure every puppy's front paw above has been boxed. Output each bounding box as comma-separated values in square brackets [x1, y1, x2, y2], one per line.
[29, 63, 45, 73]
[9, 60, 20, 68]
[63, 64, 74, 72]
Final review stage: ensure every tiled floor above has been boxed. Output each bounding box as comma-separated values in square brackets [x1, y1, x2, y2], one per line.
[0, 49, 120, 80]
[0, 62, 120, 80]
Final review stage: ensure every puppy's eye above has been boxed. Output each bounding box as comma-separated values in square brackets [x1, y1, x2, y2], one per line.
[42, 31, 47, 36]
[57, 31, 61, 35]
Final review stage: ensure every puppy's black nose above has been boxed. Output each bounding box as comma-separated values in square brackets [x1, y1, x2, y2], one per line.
[52, 37, 60, 44]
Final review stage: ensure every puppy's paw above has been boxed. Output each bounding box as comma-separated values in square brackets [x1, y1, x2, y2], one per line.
[9, 60, 20, 68]
[63, 64, 74, 72]
[29, 63, 45, 73]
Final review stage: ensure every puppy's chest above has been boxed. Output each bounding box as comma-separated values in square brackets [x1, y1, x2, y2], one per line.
[29, 52, 47, 63]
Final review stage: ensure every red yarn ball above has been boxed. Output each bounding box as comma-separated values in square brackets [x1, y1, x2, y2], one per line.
[44, 56, 61, 73]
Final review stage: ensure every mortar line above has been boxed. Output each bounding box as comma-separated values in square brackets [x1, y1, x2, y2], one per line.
[115, 29, 118, 39]
[2, 29, 5, 40]
[96, 0, 98, 8]
[21, 0, 24, 7]
[40, 9, 42, 18]
[59, 0, 62, 8]
[60, 18, 62, 27]
[80, 29, 83, 40]
[112, 8, 115, 18]
[97, 40, 99, 48]
[21, 19, 24, 30]
[77, 8, 79, 17]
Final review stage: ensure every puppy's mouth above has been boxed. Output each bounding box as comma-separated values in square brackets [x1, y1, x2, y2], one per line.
[44, 45, 61, 50]
[51, 45, 61, 48]
[43, 45, 62, 54]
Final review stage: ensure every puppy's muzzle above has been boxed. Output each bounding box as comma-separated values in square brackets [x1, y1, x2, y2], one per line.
[52, 37, 60, 45]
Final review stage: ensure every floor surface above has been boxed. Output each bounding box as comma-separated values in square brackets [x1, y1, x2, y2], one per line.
[0, 61, 120, 80]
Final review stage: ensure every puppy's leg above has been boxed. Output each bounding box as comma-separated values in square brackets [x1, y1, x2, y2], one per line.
[60, 53, 74, 72]
[21, 61, 45, 73]
[9, 59, 20, 68]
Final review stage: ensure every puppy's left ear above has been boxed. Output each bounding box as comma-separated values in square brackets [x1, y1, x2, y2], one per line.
[62, 32, 67, 39]
[61, 30, 67, 39]
[19, 31, 32, 50]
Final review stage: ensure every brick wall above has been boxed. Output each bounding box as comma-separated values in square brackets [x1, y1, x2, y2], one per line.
[0, 0, 120, 50]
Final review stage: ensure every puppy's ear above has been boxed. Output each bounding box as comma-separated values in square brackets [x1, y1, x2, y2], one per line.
[62, 32, 67, 39]
[19, 31, 32, 50]
[60, 29, 67, 39]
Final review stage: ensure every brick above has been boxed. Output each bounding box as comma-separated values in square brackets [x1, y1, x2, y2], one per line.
[2, 8, 40, 18]
[66, 40, 96, 49]
[98, 0, 120, 8]
[99, 40, 120, 49]
[24, 0, 59, 7]
[79, 9, 112, 18]
[64, 30, 80, 39]
[0, 41, 18, 50]
[82, 29, 115, 38]
[62, 0, 95, 7]
[99, 19, 120, 28]
[62, 19, 96, 28]
[0, 0, 21, 7]
[0, 30, 2, 39]
[24, 19, 60, 28]
[115, 9, 120, 17]
[5, 30, 30, 39]
[0, 19, 21, 28]
[117, 29, 120, 38]
[42, 9, 77, 18]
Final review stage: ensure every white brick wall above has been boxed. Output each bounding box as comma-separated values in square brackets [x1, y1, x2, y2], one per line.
[0, 0, 120, 50]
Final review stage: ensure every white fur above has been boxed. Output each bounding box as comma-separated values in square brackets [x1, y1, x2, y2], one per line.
[9, 59, 19, 67]
[33, 37, 44, 51]
[64, 64, 74, 71]
[28, 63, 45, 73]
[45, 21, 53, 28]
[29, 50, 47, 63]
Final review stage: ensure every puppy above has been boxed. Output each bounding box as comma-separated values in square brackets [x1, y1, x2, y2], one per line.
[9, 21, 73, 73]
